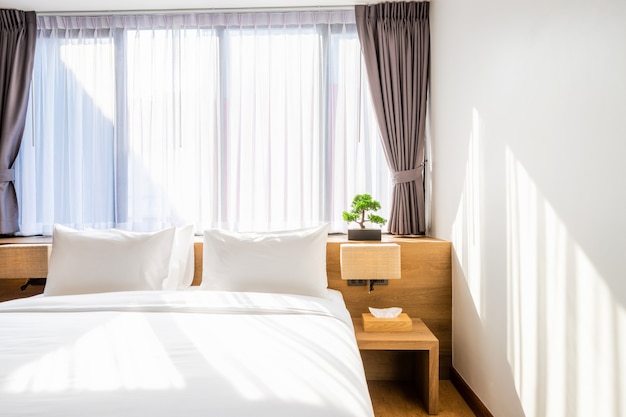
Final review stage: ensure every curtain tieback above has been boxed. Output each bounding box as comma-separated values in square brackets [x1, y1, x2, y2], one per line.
[392, 165, 423, 185]
[0, 169, 15, 182]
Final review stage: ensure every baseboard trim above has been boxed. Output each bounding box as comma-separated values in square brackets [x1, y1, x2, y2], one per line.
[450, 367, 494, 417]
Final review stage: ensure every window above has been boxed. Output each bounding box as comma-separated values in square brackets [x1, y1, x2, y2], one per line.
[16, 11, 390, 235]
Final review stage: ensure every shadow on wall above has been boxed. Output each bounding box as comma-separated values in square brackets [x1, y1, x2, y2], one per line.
[450, 108, 526, 417]
[504, 147, 625, 417]
[451, 248, 526, 417]
[451, 109, 625, 417]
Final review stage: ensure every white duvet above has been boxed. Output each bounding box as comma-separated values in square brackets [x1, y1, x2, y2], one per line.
[0, 290, 374, 417]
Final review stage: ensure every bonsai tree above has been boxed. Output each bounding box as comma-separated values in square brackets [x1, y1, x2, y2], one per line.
[342, 194, 387, 229]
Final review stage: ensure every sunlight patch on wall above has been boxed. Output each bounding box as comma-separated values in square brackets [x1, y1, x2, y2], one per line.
[505, 146, 624, 417]
[452, 108, 484, 317]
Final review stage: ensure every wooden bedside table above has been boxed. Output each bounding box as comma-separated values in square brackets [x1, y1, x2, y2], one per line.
[353, 317, 439, 415]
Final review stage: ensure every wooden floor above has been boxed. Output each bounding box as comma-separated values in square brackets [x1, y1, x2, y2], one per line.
[368, 380, 476, 417]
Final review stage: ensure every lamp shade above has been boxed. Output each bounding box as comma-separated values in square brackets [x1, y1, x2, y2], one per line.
[340, 243, 401, 280]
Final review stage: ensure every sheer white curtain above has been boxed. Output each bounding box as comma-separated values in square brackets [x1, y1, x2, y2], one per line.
[16, 11, 390, 235]
[17, 24, 117, 236]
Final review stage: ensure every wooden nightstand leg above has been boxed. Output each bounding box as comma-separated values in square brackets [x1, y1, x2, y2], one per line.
[427, 344, 439, 414]
[415, 346, 439, 414]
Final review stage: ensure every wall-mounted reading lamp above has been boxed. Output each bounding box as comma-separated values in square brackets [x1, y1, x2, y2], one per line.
[340, 243, 401, 292]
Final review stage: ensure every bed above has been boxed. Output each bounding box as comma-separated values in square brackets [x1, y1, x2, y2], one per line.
[0, 224, 374, 417]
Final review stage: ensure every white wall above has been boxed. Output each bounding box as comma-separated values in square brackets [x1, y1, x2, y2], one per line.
[430, 1, 626, 416]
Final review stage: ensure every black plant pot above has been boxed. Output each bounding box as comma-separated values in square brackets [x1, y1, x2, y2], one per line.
[347, 228, 382, 241]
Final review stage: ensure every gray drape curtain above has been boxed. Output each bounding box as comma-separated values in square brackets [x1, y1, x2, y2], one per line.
[0, 9, 36, 235]
[355, 2, 430, 235]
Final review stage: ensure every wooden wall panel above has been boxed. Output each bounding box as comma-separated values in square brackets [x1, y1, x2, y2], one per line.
[0, 243, 50, 302]
[0, 279, 44, 302]
[325, 236, 452, 379]
[0, 244, 50, 279]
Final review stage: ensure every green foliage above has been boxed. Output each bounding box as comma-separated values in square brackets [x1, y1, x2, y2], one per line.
[342, 194, 387, 229]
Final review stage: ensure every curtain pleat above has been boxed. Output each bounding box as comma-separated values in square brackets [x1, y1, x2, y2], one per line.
[0, 9, 36, 235]
[355, 2, 430, 235]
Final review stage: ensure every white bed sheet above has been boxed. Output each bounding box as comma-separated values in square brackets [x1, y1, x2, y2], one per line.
[0, 289, 374, 417]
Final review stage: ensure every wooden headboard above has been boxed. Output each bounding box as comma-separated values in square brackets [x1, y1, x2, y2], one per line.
[1, 235, 451, 378]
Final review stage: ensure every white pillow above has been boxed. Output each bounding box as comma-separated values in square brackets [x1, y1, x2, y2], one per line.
[44, 225, 176, 296]
[201, 224, 329, 298]
[162, 225, 195, 289]
[79, 225, 195, 290]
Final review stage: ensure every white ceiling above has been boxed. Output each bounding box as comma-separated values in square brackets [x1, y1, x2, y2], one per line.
[2, 0, 366, 13]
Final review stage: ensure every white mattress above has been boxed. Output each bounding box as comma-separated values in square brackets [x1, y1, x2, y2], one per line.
[0, 289, 374, 417]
